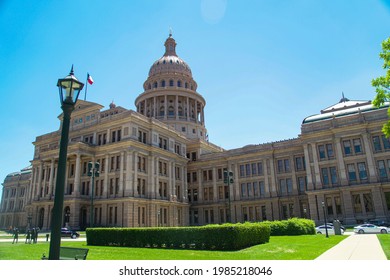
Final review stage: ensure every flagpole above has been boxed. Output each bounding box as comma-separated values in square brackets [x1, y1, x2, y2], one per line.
[84, 73, 89, 101]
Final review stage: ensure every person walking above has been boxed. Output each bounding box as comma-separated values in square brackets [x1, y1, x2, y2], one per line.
[31, 228, 36, 244]
[12, 228, 19, 244]
[25, 229, 31, 244]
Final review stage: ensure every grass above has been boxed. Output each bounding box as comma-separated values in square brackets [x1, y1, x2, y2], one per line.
[377, 234, 390, 259]
[0, 235, 347, 260]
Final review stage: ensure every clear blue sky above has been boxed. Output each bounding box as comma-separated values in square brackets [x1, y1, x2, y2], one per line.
[1, 0, 390, 198]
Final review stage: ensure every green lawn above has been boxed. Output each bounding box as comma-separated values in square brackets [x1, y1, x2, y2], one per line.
[0, 235, 346, 260]
[377, 234, 390, 259]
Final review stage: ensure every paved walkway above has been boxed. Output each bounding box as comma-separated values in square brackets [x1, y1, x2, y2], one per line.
[316, 233, 387, 260]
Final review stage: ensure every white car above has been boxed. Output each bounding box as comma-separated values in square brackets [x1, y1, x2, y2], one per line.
[316, 225, 344, 235]
[354, 223, 389, 234]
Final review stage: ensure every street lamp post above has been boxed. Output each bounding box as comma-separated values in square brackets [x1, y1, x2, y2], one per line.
[48, 66, 84, 260]
[321, 201, 329, 238]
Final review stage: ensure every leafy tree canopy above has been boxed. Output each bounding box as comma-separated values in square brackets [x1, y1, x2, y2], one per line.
[372, 37, 390, 137]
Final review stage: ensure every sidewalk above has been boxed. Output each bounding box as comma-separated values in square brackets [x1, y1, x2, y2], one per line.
[315, 233, 387, 260]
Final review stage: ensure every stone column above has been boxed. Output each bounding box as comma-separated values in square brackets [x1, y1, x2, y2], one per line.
[74, 154, 81, 196]
[125, 150, 133, 197]
[168, 162, 173, 198]
[164, 95, 167, 120]
[103, 154, 109, 198]
[303, 144, 314, 190]
[212, 167, 218, 202]
[341, 190, 356, 224]
[133, 152, 138, 196]
[37, 162, 43, 199]
[334, 137, 348, 185]
[48, 159, 55, 198]
[149, 155, 155, 198]
[311, 144, 322, 189]
[362, 133, 377, 182]
[195, 100, 198, 123]
[119, 151, 124, 197]
[268, 158, 277, 196]
[186, 97, 190, 121]
[372, 186, 386, 220]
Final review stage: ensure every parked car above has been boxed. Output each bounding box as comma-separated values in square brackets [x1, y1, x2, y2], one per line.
[61, 228, 80, 239]
[316, 225, 344, 235]
[368, 219, 390, 227]
[354, 223, 389, 234]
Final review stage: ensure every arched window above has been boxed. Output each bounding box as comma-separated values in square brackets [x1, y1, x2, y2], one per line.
[159, 106, 165, 116]
[185, 82, 188, 89]
[161, 80, 166, 87]
[154, 82, 158, 88]
[168, 106, 175, 116]
[177, 80, 182, 87]
[178, 106, 183, 116]
[169, 80, 174, 87]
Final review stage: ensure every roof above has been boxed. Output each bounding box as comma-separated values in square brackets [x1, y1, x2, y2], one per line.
[302, 96, 389, 124]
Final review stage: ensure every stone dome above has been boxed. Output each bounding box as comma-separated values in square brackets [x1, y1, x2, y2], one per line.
[148, 34, 192, 78]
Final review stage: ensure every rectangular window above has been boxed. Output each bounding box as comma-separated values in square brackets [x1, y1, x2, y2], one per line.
[347, 164, 357, 182]
[298, 177, 306, 192]
[382, 135, 390, 150]
[245, 164, 251, 177]
[257, 162, 263, 175]
[353, 139, 362, 154]
[326, 197, 333, 215]
[363, 193, 373, 212]
[385, 192, 390, 211]
[279, 179, 286, 196]
[218, 169, 223, 180]
[353, 194, 362, 213]
[277, 160, 284, 173]
[318, 145, 326, 159]
[373, 136, 382, 152]
[259, 181, 265, 197]
[357, 162, 368, 180]
[330, 167, 338, 185]
[378, 160, 388, 180]
[335, 196, 342, 215]
[251, 163, 257, 176]
[241, 183, 246, 198]
[295, 156, 305, 171]
[239, 165, 245, 177]
[253, 181, 259, 197]
[247, 182, 252, 197]
[284, 159, 290, 172]
[326, 144, 334, 158]
[286, 178, 293, 194]
[321, 168, 329, 187]
[343, 140, 352, 155]
[192, 172, 197, 182]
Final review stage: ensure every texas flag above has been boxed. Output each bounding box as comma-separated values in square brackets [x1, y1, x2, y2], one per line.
[87, 73, 94, 85]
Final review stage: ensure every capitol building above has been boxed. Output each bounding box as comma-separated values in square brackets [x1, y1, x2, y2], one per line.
[1, 34, 390, 230]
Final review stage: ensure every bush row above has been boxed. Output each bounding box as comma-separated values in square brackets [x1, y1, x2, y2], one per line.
[86, 223, 270, 251]
[261, 218, 315, 236]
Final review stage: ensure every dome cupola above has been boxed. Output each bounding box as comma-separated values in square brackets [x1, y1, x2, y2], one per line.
[135, 34, 207, 141]
[148, 34, 193, 78]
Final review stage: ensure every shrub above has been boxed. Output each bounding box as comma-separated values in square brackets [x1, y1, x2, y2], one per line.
[86, 223, 270, 251]
[261, 218, 315, 236]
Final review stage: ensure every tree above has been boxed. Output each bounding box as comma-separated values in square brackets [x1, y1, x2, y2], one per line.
[372, 37, 390, 137]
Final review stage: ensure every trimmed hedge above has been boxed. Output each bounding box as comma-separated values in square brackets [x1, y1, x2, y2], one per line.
[261, 218, 315, 236]
[86, 223, 270, 251]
